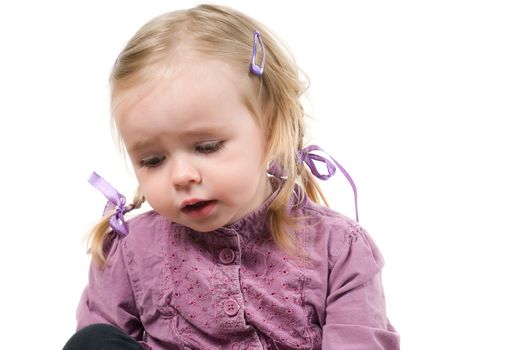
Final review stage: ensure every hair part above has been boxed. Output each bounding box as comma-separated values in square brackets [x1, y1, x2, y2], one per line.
[89, 4, 327, 266]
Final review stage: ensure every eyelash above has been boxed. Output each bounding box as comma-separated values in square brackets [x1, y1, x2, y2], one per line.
[139, 156, 165, 168]
[195, 140, 225, 154]
[138, 141, 224, 168]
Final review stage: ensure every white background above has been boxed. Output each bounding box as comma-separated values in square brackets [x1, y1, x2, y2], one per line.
[0, 1, 526, 349]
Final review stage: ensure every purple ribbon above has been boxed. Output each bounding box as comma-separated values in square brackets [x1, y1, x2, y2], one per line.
[298, 145, 359, 222]
[88, 172, 129, 236]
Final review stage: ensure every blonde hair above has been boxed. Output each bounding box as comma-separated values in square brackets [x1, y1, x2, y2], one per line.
[89, 4, 327, 266]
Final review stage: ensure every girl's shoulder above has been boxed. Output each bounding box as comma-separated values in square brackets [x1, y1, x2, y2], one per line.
[126, 209, 169, 234]
[300, 197, 361, 237]
[298, 198, 384, 271]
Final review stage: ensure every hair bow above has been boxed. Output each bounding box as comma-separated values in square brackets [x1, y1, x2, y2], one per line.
[88, 172, 130, 236]
[297, 145, 359, 222]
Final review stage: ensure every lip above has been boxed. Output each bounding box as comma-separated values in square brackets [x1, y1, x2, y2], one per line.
[180, 199, 218, 219]
[180, 198, 210, 209]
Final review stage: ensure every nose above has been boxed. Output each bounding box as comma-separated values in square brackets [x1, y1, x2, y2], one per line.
[170, 156, 201, 189]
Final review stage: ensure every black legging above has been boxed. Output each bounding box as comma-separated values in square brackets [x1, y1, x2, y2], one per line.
[63, 324, 144, 350]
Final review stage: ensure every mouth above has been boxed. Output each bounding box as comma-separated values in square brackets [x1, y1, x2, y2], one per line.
[181, 199, 218, 218]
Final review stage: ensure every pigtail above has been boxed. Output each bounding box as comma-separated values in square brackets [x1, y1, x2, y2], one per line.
[88, 188, 146, 267]
[266, 157, 331, 256]
[267, 177, 297, 254]
[298, 165, 329, 207]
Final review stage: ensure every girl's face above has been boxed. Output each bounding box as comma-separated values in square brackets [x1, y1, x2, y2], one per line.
[114, 59, 273, 232]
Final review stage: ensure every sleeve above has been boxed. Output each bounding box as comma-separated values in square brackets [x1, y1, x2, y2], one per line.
[322, 225, 400, 350]
[76, 235, 144, 340]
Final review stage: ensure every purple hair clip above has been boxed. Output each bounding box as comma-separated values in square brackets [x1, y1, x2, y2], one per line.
[88, 172, 130, 236]
[297, 145, 359, 222]
[250, 31, 265, 76]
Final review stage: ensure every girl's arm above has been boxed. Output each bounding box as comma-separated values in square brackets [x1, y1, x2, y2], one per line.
[76, 234, 144, 340]
[322, 225, 400, 349]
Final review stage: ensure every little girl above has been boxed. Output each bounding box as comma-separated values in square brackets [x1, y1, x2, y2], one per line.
[64, 4, 399, 350]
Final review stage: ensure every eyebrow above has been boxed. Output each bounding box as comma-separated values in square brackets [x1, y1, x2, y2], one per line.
[180, 127, 225, 139]
[127, 139, 157, 154]
[127, 126, 226, 153]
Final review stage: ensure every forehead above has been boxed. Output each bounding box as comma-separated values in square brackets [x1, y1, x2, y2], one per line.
[112, 58, 261, 148]
[114, 57, 248, 111]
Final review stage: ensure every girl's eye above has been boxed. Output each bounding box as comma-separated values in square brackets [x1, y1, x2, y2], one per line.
[139, 155, 166, 168]
[196, 141, 224, 154]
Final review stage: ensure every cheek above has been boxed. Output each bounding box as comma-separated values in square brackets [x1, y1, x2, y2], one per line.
[217, 151, 264, 181]
[135, 172, 167, 205]
[227, 134, 266, 170]
[219, 161, 265, 196]
[203, 155, 262, 194]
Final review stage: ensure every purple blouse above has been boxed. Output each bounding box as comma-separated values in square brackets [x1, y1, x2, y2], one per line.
[76, 187, 399, 349]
